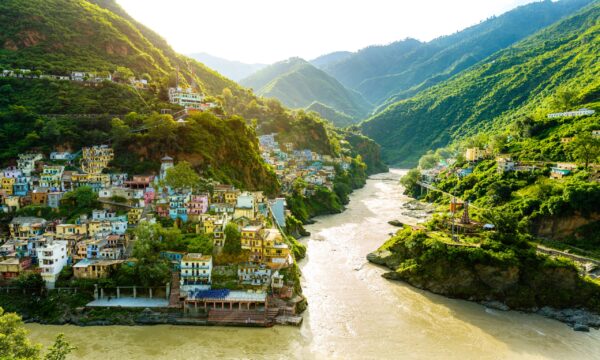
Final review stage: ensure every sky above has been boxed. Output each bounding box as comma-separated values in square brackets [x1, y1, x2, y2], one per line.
[117, 0, 539, 64]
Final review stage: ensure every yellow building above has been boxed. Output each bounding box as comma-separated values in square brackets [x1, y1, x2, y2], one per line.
[9, 217, 47, 239]
[241, 225, 264, 262]
[81, 145, 114, 174]
[86, 221, 111, 237]
[73, 259, 123, 279]
[224, 189, 240, 205]
[5, 196, 21, 212]
[55, 223, 88, 239]
[465, 148, 487, 162]
[128, 208, 143, 224]
[1, 177, 15, 195]
[263, 229, 291, 269]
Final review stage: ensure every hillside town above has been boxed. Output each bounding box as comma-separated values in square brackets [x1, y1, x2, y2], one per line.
[0, 134, 359, 325]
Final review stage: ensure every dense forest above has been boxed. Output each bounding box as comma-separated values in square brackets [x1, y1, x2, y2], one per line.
[321, 0, 593, 106]
[361, 1, 600, 166]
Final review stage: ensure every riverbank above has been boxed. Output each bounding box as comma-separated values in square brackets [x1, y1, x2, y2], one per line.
[367, 226, 600, 332]
[24, 170, 600, 359]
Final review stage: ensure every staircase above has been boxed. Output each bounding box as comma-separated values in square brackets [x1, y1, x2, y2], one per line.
[169, 271, 182, 308]
[208, 309, 269, 326]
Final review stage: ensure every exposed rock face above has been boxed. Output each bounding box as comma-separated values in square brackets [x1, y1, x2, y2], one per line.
[367, 227, 600, 330]
[535, 213, 600, 239]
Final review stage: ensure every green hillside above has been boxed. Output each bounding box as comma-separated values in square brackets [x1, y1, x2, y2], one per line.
[240, 58, 371, 125]
[0, 0, 386, 189]
[323, 0, 593, 106]
[0, 0, 255, 101]
[306, 102, 355, 127]
[361, 1, 600, 167]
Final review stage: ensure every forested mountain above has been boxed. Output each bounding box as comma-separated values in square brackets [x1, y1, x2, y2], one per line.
[360, 1, 600, 166]
[240, 58, 371, 126]
[188, 52, 266, 81]
[0, 0, 386, 191]
[310, 51, 352, 69]
[322, 0, 594, 106]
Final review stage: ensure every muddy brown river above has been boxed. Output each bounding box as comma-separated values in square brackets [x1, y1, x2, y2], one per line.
[26, 170, 600, 359]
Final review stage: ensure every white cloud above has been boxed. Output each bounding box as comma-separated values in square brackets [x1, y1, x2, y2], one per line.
[117, 0, 539, 64]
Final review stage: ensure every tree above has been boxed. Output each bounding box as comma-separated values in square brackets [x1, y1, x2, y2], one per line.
[400, 168, 421, 197]
[223, 223, 242, 254]
[113, 66, 134, 83]
[418, 152, 439, 169]
[1, 308, 75, 360]
[551, 88, 578, 111]
[132, 223, 172, 287]
[0, 307, 41, 359]
[60, 186, 99, 220]
[165, 161, 201, 191]
[569, 133, 600, 169]
[44, 334, 75, 360]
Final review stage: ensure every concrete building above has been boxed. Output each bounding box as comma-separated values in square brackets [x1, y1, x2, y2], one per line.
[36, 240, 69, 288]
[180, 253, 213, 293]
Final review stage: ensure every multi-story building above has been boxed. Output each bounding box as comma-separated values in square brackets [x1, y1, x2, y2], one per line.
[9, 217, 47, 240]
[17, 153, 43, 176]
[237, 263, 272, 285]
[73, 259, 123, 279]
[159, 155, 174, 180]
[13, 176, 30, 196]
[36, 240, 68, 288]
[233, 192, 256, 220]
[241, 225, 264, 262]
[186, 194, 209, 221]
[169, 193, 188, 221]
[168, 87, 205, 110]
[31, 187, 49, 205]
[263, 228, 292, 269]
[40, 165, 65, 189]
[465, 148, 488, 162]
[0, 257, 32, 280]
[81, 145, 114, 174]
[1, 177, 15, 195]
[180, 253, 212, 293]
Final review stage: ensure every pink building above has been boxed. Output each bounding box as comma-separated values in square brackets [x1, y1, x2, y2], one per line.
[186, 194, 209, 218]
[144, 188, 156, 205]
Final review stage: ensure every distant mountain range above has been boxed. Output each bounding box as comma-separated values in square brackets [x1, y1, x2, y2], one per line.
[310, 51, 352, 69]
[240, 58, 371, 126]
[360, 0, 600, 166]
[188, 52, 266, 81]
[235, 0, 591, 131]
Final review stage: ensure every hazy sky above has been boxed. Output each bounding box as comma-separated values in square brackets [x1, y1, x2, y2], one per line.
[117, 0, 538, 64]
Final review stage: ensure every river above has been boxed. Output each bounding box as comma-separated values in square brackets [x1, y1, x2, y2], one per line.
[26, 170, 600, 359]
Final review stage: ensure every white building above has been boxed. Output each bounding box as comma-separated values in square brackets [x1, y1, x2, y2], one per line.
[36, 240, 69, 289]
[180, 253, 212, 293]
[547, 108, 595, 119]
[168, 87, 205, 110]
[160, 155, 174, 180]
[50, 152, 73, 161]
[111, 221, 128, 235]
[17, 153, 43, 176]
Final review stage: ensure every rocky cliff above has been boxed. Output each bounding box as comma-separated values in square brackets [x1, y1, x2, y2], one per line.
[367, 227, 600, 329]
